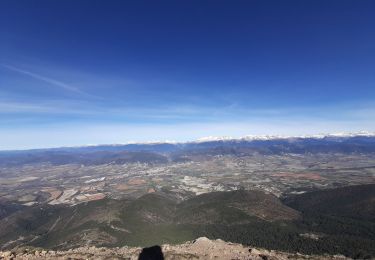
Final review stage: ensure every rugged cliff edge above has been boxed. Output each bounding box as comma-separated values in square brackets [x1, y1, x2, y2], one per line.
[0, 237, 351, 260]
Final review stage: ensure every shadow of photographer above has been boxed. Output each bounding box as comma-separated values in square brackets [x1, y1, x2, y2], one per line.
[138, 245, 164, 260]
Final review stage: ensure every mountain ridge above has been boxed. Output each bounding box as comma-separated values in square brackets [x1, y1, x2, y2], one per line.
[2, 131, 375, 152]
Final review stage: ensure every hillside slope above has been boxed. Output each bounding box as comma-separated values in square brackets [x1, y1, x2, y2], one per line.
[0, 190, 300, 250]
[176, 189, 299, 223]
[0, 187, 374, 258]
[284, 184, 375, 221]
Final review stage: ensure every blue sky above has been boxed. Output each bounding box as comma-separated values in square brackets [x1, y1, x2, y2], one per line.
[1, 0, 375, 149]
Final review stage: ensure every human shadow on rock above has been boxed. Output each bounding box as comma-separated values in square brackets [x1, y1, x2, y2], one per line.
[138, 245, 164, 260]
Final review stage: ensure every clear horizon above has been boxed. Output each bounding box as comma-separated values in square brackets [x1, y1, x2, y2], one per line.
[1, 0, 375, 150]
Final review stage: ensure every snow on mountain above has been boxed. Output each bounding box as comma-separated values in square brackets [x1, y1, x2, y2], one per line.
[194, 131, 375, 143]
[195, 136, 235, 142]
[41, 131, 375, 150]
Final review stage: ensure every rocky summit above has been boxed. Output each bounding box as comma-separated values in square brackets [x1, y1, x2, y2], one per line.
[0, 237, 351, 260]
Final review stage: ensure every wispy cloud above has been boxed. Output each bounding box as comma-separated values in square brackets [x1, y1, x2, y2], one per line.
[1, 98, 374, 123]
[1, 64, 94, 97]
[0, 100, 95, 115]
[0, 99, 292, 121]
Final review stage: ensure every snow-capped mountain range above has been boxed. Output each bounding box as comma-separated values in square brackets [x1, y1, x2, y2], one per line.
[112, 131, 375, 146]
[64, 131, 375, 147]
[2, 131, 375, 152]
[194, 131, 375, 143]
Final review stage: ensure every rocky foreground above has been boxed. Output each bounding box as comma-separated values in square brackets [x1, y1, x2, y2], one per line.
[0, 237, 352, 260]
